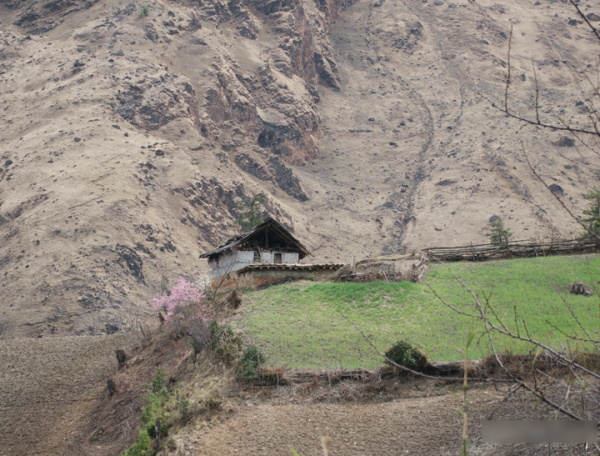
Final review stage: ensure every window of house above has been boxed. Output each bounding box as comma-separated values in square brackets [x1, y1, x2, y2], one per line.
[274, 252, 282, 264]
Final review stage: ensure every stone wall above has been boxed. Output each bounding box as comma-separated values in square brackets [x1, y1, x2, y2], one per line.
[211, 264, 343, 294]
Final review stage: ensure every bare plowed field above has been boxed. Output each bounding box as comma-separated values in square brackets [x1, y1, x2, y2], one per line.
[0, 335, 133, 456]
[173, 385, 594, 456]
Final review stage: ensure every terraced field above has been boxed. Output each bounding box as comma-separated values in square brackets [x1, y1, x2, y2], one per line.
[234, 254, 600, 368]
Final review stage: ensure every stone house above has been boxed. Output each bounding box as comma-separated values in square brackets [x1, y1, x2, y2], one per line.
[200, 218, 310, 278]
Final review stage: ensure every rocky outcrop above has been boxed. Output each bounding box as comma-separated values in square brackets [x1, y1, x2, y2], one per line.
[188, 0, 349, 164]
[7, 0, 101, 34]
[115, 76, 200, 131]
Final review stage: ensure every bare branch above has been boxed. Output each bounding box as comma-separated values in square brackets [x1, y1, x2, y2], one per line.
[544, 319, 600, 348]
[570, 0, 600, 41]
[531, 59, 541, 125]
[504, 25, 514, 112]
[470, 278, 585, 420]
[430, 260, 598, 420]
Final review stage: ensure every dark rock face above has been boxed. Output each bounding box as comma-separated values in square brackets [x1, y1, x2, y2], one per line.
[268, 157, 309, 201]
[10, 0, 100, 33]
[436, 179, 457, 186]
[233, 154, 309, 201]
[314, 51, 341, 90]
[186, 0, 349, 165]
[234, 154, 271, 181]
[548, 183, 564, 195]
[115, 244, 144, 283]
[556, 136, 575, 147]
[587, 13, 600, 22]
[115, 77, 200, 131]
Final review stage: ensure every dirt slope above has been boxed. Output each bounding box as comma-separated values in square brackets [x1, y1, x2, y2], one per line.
[171, 381, 593, 456]
[0, 334, 134, 456]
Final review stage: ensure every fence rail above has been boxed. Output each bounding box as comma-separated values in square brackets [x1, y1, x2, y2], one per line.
[422, 239, 599, 262]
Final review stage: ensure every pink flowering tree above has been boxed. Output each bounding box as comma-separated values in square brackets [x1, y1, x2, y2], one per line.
[152, 278, 207, 321]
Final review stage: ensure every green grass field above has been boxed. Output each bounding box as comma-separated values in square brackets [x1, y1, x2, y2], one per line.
[232, 254, 600, 369]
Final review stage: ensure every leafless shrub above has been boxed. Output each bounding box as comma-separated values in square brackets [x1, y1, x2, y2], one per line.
[258, 366, 288, 386]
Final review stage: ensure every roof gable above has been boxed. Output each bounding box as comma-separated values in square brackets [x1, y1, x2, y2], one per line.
[199, 218, 310, 260]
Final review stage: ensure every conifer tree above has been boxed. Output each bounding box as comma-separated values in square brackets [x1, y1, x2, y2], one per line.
[581, 190, 600, 245]
[235, 195, 266, 231]
[486, 217, 513, 247]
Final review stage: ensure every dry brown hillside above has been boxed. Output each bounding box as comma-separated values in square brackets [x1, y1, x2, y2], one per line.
[0, 0, 599, 337]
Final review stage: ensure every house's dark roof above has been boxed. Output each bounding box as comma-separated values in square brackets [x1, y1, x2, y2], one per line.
[199, 218, 310, 260]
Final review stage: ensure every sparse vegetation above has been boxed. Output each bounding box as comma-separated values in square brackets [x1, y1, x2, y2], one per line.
[123, 366, 215, 455]
[233, 254, 600, 368]
[209, 320, 242, 364]
[123, 369, 169, 456]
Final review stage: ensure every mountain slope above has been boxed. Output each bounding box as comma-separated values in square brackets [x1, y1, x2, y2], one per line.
[0, 0, 598, 337]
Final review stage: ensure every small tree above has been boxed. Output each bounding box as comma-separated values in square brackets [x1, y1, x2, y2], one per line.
[486, 217, 513, 247]
[581, 190, 600, 245]
[235, 194, 266, 232]
[151, 278, 206, 321]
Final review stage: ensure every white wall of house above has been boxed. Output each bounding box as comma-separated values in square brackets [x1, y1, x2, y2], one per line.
[209, 251, 254, 277]
[209, 250, 300, 277]
[260, 252, 299, 264]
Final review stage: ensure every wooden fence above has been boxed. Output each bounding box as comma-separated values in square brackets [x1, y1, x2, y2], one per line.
[422, 239, 599, 262]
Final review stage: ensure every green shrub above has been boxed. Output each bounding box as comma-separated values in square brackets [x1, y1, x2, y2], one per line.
[123, 429, 152, 456]
[238, 345, 266, 381]
[123, 369, 170, 455]
[384, 340, 428, 371]
[151, 368, 167, 396]
[146, 422, 169, 439]
[209, 320, 242, 364]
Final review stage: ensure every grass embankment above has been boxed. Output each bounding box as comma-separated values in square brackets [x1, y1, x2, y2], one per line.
[233, 255, 600, 369]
